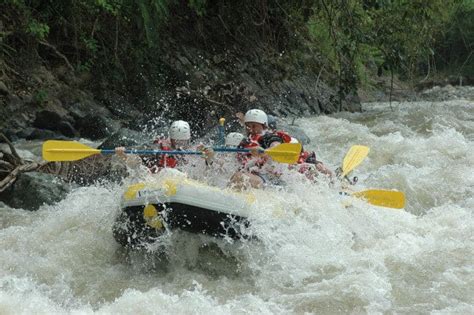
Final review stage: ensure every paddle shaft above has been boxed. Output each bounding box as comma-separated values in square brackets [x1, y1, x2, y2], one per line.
[107, 149, 203, 155]
[115, 147, 272, 155]
[67, 147, 265, 155]
[42, 140, 301, 163]
[217, 117, 225, 146]
[214, 148, 259, 153]
[134, 148, 264, 154]
[42, 148, 262, 161]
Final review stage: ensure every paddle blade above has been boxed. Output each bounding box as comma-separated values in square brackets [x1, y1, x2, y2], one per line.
[265, 143, 302, 164]
[42, 140, 101, 162]
[342, 145, 370, 177]
[352, 189, 405, 209]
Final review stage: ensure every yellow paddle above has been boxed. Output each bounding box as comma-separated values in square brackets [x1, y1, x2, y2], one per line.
[337, 146, 405, 209]
[352, 189, 405, 209]
[218, 117, 225, 146]
[213, 143, 301, 164]
[341, 145, 370, 177]
[253, 142, 302, 164]
[43, 140, 108, 162]
[42, 140, 302, 164]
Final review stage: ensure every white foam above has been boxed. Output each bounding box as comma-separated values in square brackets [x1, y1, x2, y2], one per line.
[0, 99, 472, 313]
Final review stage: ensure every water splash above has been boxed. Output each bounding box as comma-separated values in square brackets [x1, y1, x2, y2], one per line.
[0, 99, 473, 314]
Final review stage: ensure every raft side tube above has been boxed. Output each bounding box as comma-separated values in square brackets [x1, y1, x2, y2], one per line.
[118, 203, 251, 241]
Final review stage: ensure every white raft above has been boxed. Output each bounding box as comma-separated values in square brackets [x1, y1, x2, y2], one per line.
[113, 170, 261, 247]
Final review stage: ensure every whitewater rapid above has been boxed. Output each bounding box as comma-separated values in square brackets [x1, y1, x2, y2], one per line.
[1, 99, 473, 314]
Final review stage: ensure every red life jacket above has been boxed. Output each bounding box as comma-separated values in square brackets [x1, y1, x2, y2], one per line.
[237, 133, 263, 167]
[145, 139, 179, 172]
[237, 131, 287, 169]
[275, 131, 292, 143]
[240, 133, 263, 149]
[299, 151, 318, 164]
[298, 151, 312, 164]
[239, 131, 291, 150]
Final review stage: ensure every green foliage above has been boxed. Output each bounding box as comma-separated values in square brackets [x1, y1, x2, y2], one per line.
[434, 0, 474, 77]
[95, 0, 121, 15]
[82, 36, 99, 55]
[137, 0, 170, 48]
[1, 0, 472, 105]
[33, 89, 48, 105]
[307, 18, 336, 66]
[355, 44, 385, 88]
[188, 0, 207, 16]
[27, 20, 49, 40]
[307, 0, 370, 103]
[307, 0, 462, 86]
[363, 0, 458, 77]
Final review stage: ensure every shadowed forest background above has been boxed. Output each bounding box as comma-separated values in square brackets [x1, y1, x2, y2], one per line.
[1, 0, 473, 139]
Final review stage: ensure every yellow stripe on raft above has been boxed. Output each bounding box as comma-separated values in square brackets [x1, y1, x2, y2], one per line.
[124, 183, 146, 200]
[122, 176, 256, 205]
[163, 179, 178, 196]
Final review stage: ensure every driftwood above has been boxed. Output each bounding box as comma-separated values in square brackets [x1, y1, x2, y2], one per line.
[0, 133, 50, 192]
[0, 133, 126, 192]
[37, 154, 124, 184]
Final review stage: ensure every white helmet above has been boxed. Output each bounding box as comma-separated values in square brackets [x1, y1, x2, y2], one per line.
[244, 109, 268, 125]
[225, 132, 244, 147]
[169, 120, 191, 140]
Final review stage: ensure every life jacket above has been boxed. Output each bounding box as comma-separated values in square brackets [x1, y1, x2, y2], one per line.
[239, 133, 263, 150]
[239, 131, 286, 150]
[298, 151, 317, 164]
[275, 131, 292, 144]
[237, 131, 285, 170]
[144, 138, 180, 172]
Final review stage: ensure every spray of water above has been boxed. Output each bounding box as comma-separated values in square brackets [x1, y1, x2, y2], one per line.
[0, 99, 473, 314]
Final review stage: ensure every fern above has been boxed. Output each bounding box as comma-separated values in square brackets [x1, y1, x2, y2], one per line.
[137, 0, 170, 48]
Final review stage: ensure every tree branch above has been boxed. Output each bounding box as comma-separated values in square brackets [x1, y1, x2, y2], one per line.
[38, 40, 75, 72]
[0, 133, 21, 161]
[0, 161, 49, 192]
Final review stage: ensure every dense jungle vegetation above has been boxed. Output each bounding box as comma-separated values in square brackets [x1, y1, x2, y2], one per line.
[1, 0, 473, 106]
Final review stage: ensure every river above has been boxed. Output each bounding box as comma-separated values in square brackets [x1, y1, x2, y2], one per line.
[1, 98, 473, 314]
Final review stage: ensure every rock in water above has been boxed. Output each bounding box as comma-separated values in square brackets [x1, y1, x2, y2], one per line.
[0, 172, 73, 211]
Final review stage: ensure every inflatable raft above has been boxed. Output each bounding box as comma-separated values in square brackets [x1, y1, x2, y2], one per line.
[112, 170, 259, 248]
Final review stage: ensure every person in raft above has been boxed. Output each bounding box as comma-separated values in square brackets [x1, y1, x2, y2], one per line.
[115, 120, 213, 173]
[230, 109, 295, 189]
[266, 114, 333, 179]
[237, 111, 333, 181]
[201, 132, 245, 187]
[225, 132, 245, 147]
